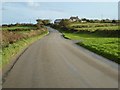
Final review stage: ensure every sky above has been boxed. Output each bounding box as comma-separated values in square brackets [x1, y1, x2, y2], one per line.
[2, 2, 118, 24]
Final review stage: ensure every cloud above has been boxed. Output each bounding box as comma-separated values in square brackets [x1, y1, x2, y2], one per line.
[27, 0, 40, 7]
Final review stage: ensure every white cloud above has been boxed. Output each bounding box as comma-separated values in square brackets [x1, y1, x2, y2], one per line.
[26, 0, 40, 7]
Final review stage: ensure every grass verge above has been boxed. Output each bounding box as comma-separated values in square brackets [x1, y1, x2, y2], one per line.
[1, 30, 48, 68]
[63, 32, 119, 64]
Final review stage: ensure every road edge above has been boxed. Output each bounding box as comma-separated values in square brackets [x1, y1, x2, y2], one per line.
[2, 31, 49, 85]
[60, 32, 118, 69]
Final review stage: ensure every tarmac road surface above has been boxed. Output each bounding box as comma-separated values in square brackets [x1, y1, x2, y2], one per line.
[3, 27, 118, 88]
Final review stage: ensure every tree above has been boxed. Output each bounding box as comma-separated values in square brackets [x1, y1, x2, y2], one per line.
[112, 20, 116, 23]
[86, 19, 90, 22]
[89, 19, 94, 23]
[36, 19, 51, 29]
[81, 18, 87, 21]
[94, 19, 100, 23]
[36, 19, 44, 29]
[42, 19, 51, 25]
[59, 19, 71, 27]
[101, 19, 106, 23]
[15, 23, 20, 26]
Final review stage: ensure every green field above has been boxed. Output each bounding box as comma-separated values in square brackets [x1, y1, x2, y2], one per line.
[2, 26, 37, 31]
[63, 33, 119, 64]
[67, 23, 118, 32]
[74, 26, 118, 31]
[57, 22, 119, 64]
[69, 23, 117, 27]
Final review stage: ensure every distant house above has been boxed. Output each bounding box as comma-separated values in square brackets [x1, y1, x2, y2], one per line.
[54, 19, 62, 24]
[69, 16, 79, 22]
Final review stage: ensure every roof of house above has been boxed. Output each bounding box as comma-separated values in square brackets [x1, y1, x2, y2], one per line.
[70, 16, 79, 20]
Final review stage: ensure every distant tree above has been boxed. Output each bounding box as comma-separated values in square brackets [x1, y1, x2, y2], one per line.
[81, 18, 87, 21]
[105, 19, 111, 23]
[15, 23, 20, 26]
[36, 19, 44, 29]
[112, 20, 116, 23]
[101, 19, 106, 23]
[42, 19, 51, 25]
[86, 19, 90, 22]
[94, 19, 100, 23]
[89, 19, 94, 23]
[59, 19, 71, 27]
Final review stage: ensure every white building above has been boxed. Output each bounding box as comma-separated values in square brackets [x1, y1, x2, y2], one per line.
[69, 16, 80, 22]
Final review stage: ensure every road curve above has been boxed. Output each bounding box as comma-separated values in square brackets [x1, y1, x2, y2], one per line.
[3, 27, 118, 88]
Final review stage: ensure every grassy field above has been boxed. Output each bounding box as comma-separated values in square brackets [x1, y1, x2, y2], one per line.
[69, 23, 117, 27]
[2, 26, 37, 31]
[67, 23, 118, 32]
[63, 33, 119, 64]
[58, 22, 119, 64]
[73, 26, 118, 31]
[1, 25, 46, 48]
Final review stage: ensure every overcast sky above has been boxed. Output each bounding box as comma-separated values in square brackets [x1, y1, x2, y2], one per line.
[2, 2, 118, 24]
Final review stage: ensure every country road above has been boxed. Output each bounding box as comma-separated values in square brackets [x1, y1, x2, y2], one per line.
[3, 27, 118, 88]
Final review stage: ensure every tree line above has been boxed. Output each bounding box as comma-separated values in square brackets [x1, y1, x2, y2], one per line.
[2, 19, 51, 29]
